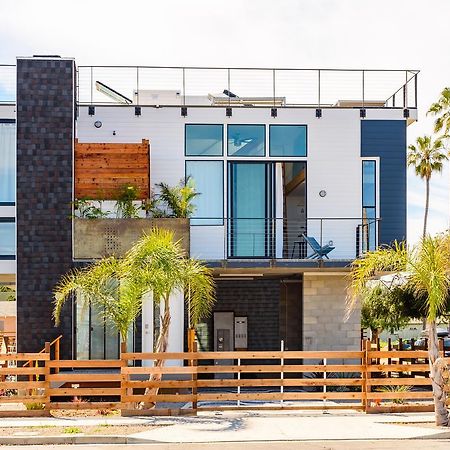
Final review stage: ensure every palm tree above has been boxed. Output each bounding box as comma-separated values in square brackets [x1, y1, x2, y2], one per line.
[428, 87, 450, 135]
[53, 228, 215, 355]
[156, 176, 199, 218]
[347, 234, 450, 426]
[407, 135, 447, 238]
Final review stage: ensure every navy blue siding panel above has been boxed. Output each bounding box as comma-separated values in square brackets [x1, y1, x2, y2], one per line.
[361, 120, 407, 245]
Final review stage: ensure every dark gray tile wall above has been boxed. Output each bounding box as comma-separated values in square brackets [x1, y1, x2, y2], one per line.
[16, 58, 75, 358]
[195, 279, 281, 351]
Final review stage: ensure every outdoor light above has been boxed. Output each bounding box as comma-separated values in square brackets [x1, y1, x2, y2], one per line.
[88, 106, 95, 116]
[181, 107, 188, 117]
[135, 106, 141, 116]
[319, 190, 327, 197]
[271, 108, 277, 118]
[94, 120, 102, 128]
[226, 107, 232, 117]
[403, 109, 410, 118]
[315, 108, 322, 118]
[360, 108, 366, 118]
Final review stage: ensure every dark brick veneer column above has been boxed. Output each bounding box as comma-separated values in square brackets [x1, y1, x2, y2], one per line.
[16, 57, 75, 358]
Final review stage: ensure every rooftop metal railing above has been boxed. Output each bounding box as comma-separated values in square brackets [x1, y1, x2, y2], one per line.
[0, 64, 419, 109]
[76, 66, 419, 109]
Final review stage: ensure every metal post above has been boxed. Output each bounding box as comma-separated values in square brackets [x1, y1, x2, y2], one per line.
[362, 70, 365, 109]
[227, 68, 231, 107]
[414, 73, 418, 108]
[318, 70, 321, 107]
[182, 68, 186, 106]
[90, 66, 93, 105]
[272, 69, 276, 108]
[280, 340, 284, 407]
[136, 67, 139, 105]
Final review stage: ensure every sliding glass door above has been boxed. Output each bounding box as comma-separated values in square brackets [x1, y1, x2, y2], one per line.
[228, 162, 274, 258]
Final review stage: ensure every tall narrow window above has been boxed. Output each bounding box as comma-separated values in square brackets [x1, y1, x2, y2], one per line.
[0, 219, 15, 259]
[0, 122, 15, 204]
[362, 160, 376, 252]
[185, 161, 223, 225]
[185, 124, 223, 156]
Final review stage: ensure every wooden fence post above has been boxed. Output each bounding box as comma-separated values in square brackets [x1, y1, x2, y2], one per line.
[120, 342, 130, 414]
[363, 339, 371, 413]
[191, 341, 198, 415]
[43, 342, 51, 414]
[54, 338, 60, 375]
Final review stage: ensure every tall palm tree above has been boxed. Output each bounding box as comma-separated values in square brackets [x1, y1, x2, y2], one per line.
[407, 135, 447, 238]
[347, 234, 450, 426]
[428, 87, 450, 135]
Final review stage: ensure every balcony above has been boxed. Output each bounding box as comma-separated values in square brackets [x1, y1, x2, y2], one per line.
[190, 217, 379, 267]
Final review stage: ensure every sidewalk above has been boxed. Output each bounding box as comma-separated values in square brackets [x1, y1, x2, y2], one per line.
[0, 409, 449, 445]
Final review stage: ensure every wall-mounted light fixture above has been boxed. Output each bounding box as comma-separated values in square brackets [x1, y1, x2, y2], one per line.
[88, 106, 95, 116]
[403, 108, 410, 118]
[271, 108, 277, 118]
[360, 108, 366, 118]
[94, 120, 102, 128]
[135, 106, 141, 116]
[315, 108, 322, 118]
[181, 107, 188, 117]
[226, 107, 232, 117]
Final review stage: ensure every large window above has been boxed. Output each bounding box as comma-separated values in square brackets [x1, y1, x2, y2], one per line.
[186, 161, 224, 225]
[362, 160, 376, 252]
[228, 125, 265, 157]
[185, 124, 223, 156]
[269, 125, 307, 157]
[0, 219, 15, 259]
[0, 122, 15, 204]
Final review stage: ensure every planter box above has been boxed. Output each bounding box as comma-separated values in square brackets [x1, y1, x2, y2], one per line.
[73, 218, 190, 259]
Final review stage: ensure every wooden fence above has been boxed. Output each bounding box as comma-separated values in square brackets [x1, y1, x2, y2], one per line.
[0, 341, 448, 416]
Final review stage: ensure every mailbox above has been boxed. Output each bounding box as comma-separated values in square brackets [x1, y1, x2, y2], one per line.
[234, 316, 248, 350]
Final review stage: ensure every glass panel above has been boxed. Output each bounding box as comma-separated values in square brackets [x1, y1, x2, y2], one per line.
[76, 293, 90, 360]
[186, 161, 223, 225]
[362, 160, 376, 207]
[0, 123, 15, 203]
[269, 125, 307, 157]
[228, 125, 265, 156]
[362, 207, 376, 251]
[185, 124, 223, 156]
[105, 322, 119, 359]
[229, 163, 271, 257]
[0, 222, 15, 256]
[90, 303, 105, 359]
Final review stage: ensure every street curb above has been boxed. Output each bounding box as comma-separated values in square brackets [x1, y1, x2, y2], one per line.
[0, 435, 159, 446]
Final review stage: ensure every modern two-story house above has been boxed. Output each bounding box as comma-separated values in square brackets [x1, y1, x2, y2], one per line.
[0, 57, 418, 359]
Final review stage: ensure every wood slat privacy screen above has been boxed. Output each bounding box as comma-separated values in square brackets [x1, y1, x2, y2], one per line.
[74, 139, 150, 199]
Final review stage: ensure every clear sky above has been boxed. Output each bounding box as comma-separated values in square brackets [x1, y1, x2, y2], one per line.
[1, 0, 448, 242]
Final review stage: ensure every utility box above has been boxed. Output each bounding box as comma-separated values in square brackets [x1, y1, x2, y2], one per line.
[213, 312, 234, 378]
[234, 316, 248, 350]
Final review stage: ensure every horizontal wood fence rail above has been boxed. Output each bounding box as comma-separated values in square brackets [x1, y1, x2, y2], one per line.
[0, 341, 448, 416]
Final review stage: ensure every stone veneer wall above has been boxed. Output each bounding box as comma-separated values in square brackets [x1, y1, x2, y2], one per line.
[303, 274, 360, 351]
[16, 58, 75, 358]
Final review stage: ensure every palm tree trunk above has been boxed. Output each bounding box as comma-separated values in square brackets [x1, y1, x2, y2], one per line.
[141, 294, 171, 409]
[423, 177, 430, 238]
[426, 320, 449, 426]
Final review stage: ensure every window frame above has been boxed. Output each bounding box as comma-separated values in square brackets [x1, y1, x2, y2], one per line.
[0, 217, 15, 260]
[269, 124, 308, 157]
[184, 123, 224, 157]
[227, 124, 266, 157]
[185, 159, 225, 226]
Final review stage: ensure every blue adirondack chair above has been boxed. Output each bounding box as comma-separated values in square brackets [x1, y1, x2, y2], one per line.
[302, 234, 335, 259]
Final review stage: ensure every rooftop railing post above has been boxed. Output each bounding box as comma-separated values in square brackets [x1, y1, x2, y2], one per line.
[182, 68, 186, 106]
[362, 70, 365, 109]
[318, 69, 321, 107]
[136, 66, 139, 105]
[414, 73, 418, 108]
[227, 68, 231, 107]
[403, 71, 407, 108]
[90, 66, 93, 105]
[272, 69, 276, 108]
